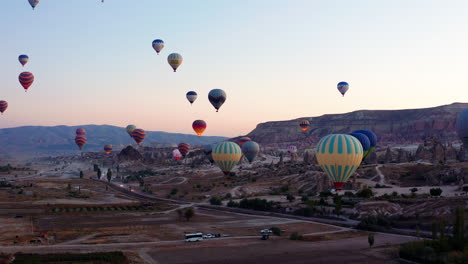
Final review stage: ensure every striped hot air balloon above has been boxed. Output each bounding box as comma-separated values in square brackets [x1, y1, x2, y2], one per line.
[212, 142, 242, 175]
[152, 39, 165, 54]
[242, 141, 260, 163]
[192, 120, 207, 136]
[186, 91, 197, 105]
[172, 149, 182, 160]
[315, 134, 363, 190]
[76, 128, 86, 136]
[0, 101, 8, 114]
[299, 120, 310, 132]
[75, 135, 87, 150]
[126, 125, 136, 138]
[18, 55, 29, 67]
[287, 145, 297, 154]
[337, 82, 349, 96]
[238, 137, 251, 147]
[131, 129, 146, 145]
[352, 129, 377, 160]
[167, 53, 183, 72]
[178, 143, 190, 157]
[19, 72, 34, 91]
[208, 89, 226, 112]
[28, 0, 40, 9]
[104, 145, 113, 155]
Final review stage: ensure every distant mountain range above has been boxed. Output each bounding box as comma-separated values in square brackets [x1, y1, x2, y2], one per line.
[246, 102, 468, 148]
[0, 125, 227, 157]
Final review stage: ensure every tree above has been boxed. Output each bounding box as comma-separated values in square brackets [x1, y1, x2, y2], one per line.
[453, 207, 465, 250]
[368, 233, 375, 248]
[93, 164, 99, 172]
[289, 232, 303, 240]
[106, 168, 112, 182]
[67, 183, 71, 191]
[356, 188, 373, 198]
[184, 208, 194, 221]
[270, 227, 281, 236]
[97, 168, 102, 180]
[410, 188, 418, 193]
[431, 220, 439, 239]
[209, 197, 222, 205]
[79, 170, 84, 179]
[333, 195, 342, 216]
[429, 188, 442, 197]
[286, 194, 295, 202]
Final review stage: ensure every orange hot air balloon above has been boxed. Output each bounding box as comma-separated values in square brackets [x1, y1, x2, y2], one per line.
[75, 135, 87, 150]
[238, 137, 251, 147]
[19, 72, 34, 91]
[131, 129, 146, 145]
[104, 145, 113, 155]
[192, 120, 207, 136]
[0, 101, 8, 114]
[299, 120, 310, 132]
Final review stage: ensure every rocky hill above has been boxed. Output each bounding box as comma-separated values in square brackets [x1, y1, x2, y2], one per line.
[246, 103, 468, 148]
[0, 125, 227, 157]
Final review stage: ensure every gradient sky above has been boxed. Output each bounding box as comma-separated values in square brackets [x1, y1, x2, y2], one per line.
[0, 0, 467, 137]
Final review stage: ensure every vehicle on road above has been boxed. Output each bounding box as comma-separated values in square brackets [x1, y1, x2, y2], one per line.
[185, 233, 203, 242]
[203, 234, 216, 239]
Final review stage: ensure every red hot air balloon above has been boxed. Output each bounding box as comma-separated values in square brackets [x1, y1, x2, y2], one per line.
[76, 128, 86, 136]
[75, 135, 87, 150]
[178, 143, 190, 157]
[19, 72, 34, 91]
[131, 129, 146, 145]
[238, 137, 251, 147]
[104, 145, 113, 155]
[0, 101, 8, 114]
[192, 120, 207, 136]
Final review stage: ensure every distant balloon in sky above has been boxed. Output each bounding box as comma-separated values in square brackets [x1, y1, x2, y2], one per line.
[76, 128, 86, 136]
[167, 53, 183, 72]
[75, 135, 87, 150]
[172, 149, 182, 160]
[152, 39, 164, 54]
[192, 120, 207, 136]
[208, 89, 227, 112]
[315, 134, 363, 190]
[19, 72, 34, 91]
[126, 125, 136, 138]
[28, 0, 40, 9]
[212, 141, 242, 175]
[337, 81, 349, 96]
[0, 101, 8, 114]
[238, 137, 251, 147]
[242, 141, 260, 163]
[456, 109, 468, 147]
[178, 143, 190, 157]
[186, 91, 197, 105]
[104, 145, 112, 155]
[131, 128, 146, 145]
[299, 120, 310, 132]
[18, 55, 29, 67]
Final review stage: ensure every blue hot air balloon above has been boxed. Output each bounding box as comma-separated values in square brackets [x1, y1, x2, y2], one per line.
[242, 141, 260, 163]
[352, 129, 377, 160]
[349, 132, 371, 152]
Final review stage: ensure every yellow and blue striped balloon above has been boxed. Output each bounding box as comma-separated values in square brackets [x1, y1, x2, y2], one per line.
[212, 142, 242, 175]
[315, 134, 363, 190]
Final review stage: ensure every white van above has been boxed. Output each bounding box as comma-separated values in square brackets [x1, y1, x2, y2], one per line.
[185, 233, 203, 242]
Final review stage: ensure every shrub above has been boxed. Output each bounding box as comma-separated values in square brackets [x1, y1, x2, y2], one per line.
[209, 197, 222, 205]
[170, 188, 178, 195]
[430, 188, 442, 197]
[356, 188, 373, 198]
[227, 200, 239, 207]
[270, 227, 281, 236]
[289, 232, 303, 240]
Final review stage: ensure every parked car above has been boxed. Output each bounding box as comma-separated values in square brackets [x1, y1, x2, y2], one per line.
[203, 234, 216, 239]
[260, 229, 272, 234]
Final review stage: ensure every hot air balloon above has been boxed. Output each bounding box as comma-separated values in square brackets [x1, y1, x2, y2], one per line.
[186, 91, 197, 105]
[315, 134, 363, 190]
[126, 125, 136, 138]
[212, 141, 242, 175]
[352, 129, 377, 159]
[167, 53, 183, 72]
[337, 82, 349, 96]
[238, 137, 251, 147]
[204, 144, 214, 163]
[242, 141, 260, 163]
[131, 129, 146, 145]
[28, 0, 39, 9]
[18, 55, 29, 67]
[349, 132, 370, 156]
[208, 89, 226, 112]
[75, 135, 87, 150]
[0, 101, 8, 114]
[192, 120, 207, 136]
[287, 145, 297, 154]
[172, 149, 182, 160]
[456, 109, 468, 147]
[178, 143, 190, 157]
[19, 72, 34, 91]
[299, 120, 310, 132]
[76, 128, 86, 136]
[104, 145, 113, 155]
[152, 39, 164, 54]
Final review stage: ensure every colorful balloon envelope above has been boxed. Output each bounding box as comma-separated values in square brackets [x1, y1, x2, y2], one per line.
[126, 125, 136, 138]
[299, 120, 310, 132]
[337, 82, 349, 96]
[18, 55, 29, 67]
[315, 134, 363, 190]
[349, 132, 370, 152]
[186, 91, 197, 105]
[131, 128, 146, 145]
[75, 135, 87, 150]
[178, 143, 190, 157]
[238, 137, 251, 147]
[152, 39, 164, 54]
[456, 109, 468, 146]
[0, 101, 8, 114]
[167, 53, 183, 72]
[242, 141, 260, 163]
[76, 128, 86, 136]
[172, 149, 182, 160]
[287, 145, 297, 154]
[28, 0, 40, 9]
[19, 72, 34, 91]
[192, 120, 207, 136]
[352, 129, 377, 159]
[104, 145, 113, 155]
[212, 141, 242, 175]
[208, 89, 227, 112]
[204, 144, 214, 163]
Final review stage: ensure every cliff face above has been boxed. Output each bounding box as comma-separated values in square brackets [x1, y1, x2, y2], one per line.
[247, 103, 468, 147]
